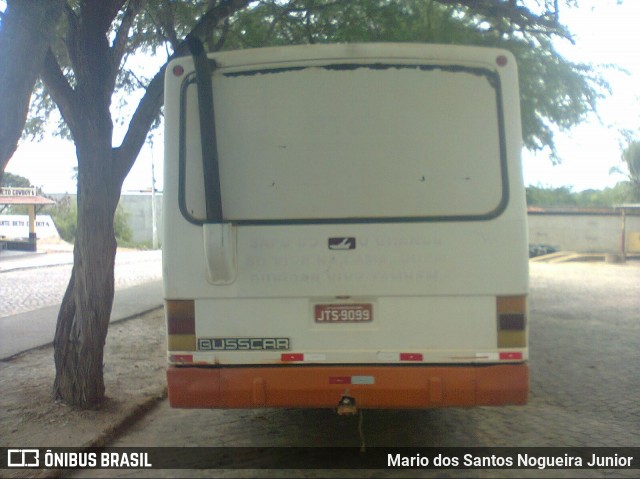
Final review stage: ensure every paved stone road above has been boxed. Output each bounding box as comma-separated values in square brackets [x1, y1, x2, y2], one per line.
[76, 261, 640, 478]
[0, 250, 161, 318]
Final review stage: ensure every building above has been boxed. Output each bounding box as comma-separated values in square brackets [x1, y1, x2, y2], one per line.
[0, 187, 56, 251]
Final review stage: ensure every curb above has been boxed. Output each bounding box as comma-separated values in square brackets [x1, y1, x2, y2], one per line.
[0, 260, 74, 273]
[530, 251, 640, 263]
[27, 389, 168, 479]
[0, 306, 163, 362]
[88, 388, 168, 448]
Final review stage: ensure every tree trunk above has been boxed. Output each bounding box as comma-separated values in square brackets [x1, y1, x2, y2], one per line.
[47, 0, 246, 409]
[53, 204, 118, 406]
[0, 0, 64, 176]
[53, 110, 120, 408]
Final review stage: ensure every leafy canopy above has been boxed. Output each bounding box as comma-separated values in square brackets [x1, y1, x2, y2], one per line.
[21, 0, 609, 164]
[221, 0, 610, 162]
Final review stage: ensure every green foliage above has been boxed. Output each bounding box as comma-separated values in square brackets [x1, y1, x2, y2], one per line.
[47, 196, 132, 245]
[526, 185, 577, 207]
[1, 172, 33, 214]
[48, 195, 77, 242]
[622, 141, 640, 174]
[0, 171, 31, 187]
[526, 182, 635, 207]
[621, 141, 640, 201]
[610, 140, 640, 202]
[508, 39, 608, 162]
[21, 0, 609, 163]
[221, 0, 608, 161]
[113, 204, 133, 245]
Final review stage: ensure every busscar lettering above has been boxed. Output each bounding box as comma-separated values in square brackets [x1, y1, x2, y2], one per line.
[198, 337, 290, 351]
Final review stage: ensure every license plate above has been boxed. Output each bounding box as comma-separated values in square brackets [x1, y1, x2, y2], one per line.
[314, 304, 373, 323]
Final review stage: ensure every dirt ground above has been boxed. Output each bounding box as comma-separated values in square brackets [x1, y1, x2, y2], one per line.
[0, 309, 167, 464]
[1, 259, 638, 478]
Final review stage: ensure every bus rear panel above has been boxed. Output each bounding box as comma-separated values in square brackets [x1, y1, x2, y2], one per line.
[163, 43, 528, 409]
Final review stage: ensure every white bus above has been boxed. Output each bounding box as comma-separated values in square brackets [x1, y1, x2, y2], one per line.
[163, 43, 528, 410]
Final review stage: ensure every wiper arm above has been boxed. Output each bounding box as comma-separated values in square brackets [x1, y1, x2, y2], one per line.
[186, 35, 223, 223]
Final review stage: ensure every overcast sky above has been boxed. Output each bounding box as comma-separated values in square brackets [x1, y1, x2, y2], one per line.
[3, 0, 639, 194]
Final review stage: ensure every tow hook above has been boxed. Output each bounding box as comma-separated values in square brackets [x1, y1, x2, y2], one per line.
[337, 392, 357, 416]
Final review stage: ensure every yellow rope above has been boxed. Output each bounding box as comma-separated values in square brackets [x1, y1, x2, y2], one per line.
[358, 410, 366, 452]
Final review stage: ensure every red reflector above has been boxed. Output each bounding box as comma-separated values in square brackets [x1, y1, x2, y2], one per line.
[499, 352, 523, 360]
[329, 376, 351, 385]
[400, 353, 423, 361]
[171, 354, 193, 363]
[281, 353, 304, 361]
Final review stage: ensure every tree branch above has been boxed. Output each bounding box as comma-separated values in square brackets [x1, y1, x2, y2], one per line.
[0, 0, 65, 173]
[111, 0, 144, 74]
[434, 0, 573, 42]
[64, 2, 81, 78]
[74, 0, 127, 96]
[211, 18, 230, 51]
[155, 0, 181, 52]
[112, 67, 164, 186]
[122, 68, 149, 90]
[187, 0, 251, 45]
[112, 0, 252, 185]
[41, 49, 79, 138]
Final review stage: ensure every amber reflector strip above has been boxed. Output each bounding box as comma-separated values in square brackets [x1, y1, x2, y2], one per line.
[168, 334, 196, 352]
[497, 295, 527, 348]
[497, 295, 526, 315]
[166, 300, 195, 334]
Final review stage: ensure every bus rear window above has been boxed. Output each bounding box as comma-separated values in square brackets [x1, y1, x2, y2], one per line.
[180, 63, 507, 224]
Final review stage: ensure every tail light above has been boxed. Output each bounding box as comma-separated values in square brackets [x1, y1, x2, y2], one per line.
[166, 300, 196, 352]
[497, 295, 527, 348]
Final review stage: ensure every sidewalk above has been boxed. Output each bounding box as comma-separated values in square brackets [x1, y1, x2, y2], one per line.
[0, 244, 168, 467]
[0, 250, 73, 272]
[0, 237, 74, 272]
[1, 243, 163, 359]
[0, 280, 163, 360]
[0, 309, 168, 461]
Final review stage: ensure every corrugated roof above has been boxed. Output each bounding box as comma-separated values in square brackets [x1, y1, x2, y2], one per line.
[0, 195, 56, 206]
[1, 187, 56, 206]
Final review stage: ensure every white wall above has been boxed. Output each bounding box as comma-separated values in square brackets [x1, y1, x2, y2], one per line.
[528, 210, 640, 253]
[0, 214, 60, 239]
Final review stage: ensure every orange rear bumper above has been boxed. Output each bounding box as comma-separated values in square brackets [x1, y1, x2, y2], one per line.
[167, 364, 528, 409]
